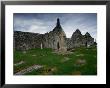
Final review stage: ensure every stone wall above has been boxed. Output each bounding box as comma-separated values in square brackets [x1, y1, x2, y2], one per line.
[69, 29, 94, 48]
[14, 31, 43, 51]
[14, 29, 94, 51]
[14, 30, 67, 51]
[14, 19, 95, 51]
[42, 31, 67, 51]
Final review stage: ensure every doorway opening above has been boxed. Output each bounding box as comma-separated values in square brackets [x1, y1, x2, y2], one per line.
[57, 42, 60, 50]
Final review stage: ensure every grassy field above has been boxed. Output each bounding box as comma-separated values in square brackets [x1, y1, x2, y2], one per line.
[14, 46, 97, 75]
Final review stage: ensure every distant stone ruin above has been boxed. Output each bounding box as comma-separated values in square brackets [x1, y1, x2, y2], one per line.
[14, 18, 95, 51]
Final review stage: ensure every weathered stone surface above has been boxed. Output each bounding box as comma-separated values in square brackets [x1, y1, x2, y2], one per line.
[14, 18, 95, 51]
[70, 29, 94, 48]
[42, 18, 67, 52]
[71, 29, 84, 48]
[14, 61, 25, 66]
[15, 65, 43, 75]
[84, 32, 94, 46]
[74, 59, 86, 67]
[14, 31, 43, 51]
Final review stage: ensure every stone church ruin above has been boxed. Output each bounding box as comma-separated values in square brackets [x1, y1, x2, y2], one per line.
[14, 18, 95, 51]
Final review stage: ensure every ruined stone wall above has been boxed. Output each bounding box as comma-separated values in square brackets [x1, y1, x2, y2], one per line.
[66, 29, 94, 49]
[14, 30, 94, 51]
[14, 30, 67, 51]
[42, 30, 67, 51]
[14, 18, 95, 51]
[14, 31, 43, 51]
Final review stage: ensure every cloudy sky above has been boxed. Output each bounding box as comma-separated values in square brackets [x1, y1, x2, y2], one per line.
[14, 13, 97, 39]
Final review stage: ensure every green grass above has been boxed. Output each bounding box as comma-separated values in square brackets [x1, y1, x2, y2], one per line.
[14, 46, 97, 75]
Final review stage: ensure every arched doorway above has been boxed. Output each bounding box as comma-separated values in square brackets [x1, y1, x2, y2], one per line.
[85, 42, 87, 47]
[57, 42, 60, 50]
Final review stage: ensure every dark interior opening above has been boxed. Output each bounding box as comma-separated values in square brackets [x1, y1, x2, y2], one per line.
[85, 42, 87, 47]
[57, 42, 60, 50]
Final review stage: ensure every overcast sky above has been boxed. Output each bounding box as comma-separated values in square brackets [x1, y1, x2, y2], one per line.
[14, 13, 97, 39]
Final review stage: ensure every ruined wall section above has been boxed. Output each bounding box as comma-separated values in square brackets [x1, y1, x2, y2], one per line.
[14, 29, 94, 51]
[14, 31, 43, 51]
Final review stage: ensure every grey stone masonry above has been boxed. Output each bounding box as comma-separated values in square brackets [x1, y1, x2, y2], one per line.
[14, 18, 95, 51]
